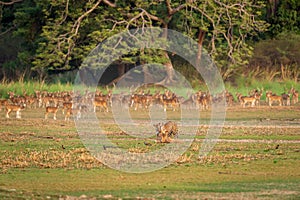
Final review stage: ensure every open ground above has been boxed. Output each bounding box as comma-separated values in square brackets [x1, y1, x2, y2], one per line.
[0, 105, 299, 199]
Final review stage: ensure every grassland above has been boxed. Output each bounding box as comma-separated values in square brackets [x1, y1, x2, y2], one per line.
[1, 79, 300, 100]
[0, 104, 299, 199]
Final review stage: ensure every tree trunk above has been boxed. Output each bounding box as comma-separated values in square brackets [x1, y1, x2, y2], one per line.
[139, 47, 153, 83]
[158, 25, 176, 85]
[163, 51, 175, 84]
[143, 65, 154, 83]
[196, 29, 206, 68]
[117, 63, 125, 77]
[267, 0, 279, 19]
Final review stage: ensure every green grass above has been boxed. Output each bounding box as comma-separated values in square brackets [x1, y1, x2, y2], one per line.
[0, 81, 74, 98]
[0, 163, 299, 199]
[1, 79, 299, 100]
[0, 94, 299, 199]
[225, 79, 300, 101]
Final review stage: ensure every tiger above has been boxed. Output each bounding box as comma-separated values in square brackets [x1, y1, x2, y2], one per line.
[154, 121, 179, 143]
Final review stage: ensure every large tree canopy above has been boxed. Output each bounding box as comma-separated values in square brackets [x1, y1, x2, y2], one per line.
[0, 0, 299, 82]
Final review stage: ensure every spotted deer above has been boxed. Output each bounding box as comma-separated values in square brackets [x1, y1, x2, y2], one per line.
[25, 96, 37, 108]
[236, 93, 256, 107]
[93, 98, 108, 112]
[225, 91, 234, 107]
[253, 90, 262, 106]
[8, 91, 26, 106]
[5, 104, 26, 119]
[0, 99, 8, 111]
[130, 94, 148, 110]
[64, 107, 81, 121]
[266, 91, 282, 106]
[45, 106, 59, 120]
[62, 102, 73, 114]
[281, 93, 291, 106]
[160, 94, 180, 112]
[196, 92, 210, 110]
[290, 87, 299, 105]
[93, 91, 111, 112]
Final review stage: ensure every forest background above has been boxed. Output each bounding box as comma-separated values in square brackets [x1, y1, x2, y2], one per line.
[0, 0, 299, 90]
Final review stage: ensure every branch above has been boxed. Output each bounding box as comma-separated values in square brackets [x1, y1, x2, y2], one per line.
[0, 26, 15, 37]
[142, 9, 166, 25]
[213, 0, 256, 22]
[103, 0, 116, 7]
[165, 0, 173, 15]
[0, 0, 22, 5]
[165, 0, 186, 16]
[58, 0, 69, 25]
[126, 9, 146, 29]
[125, 8, 166, 29]
[189, 5, 215, 26]
[58, 0, 117, 44]
[71, 0, 102, 37]
[171, 4, 186, 15]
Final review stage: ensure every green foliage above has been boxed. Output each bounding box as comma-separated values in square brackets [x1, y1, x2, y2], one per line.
[31, 0, 269, 78]
[267, 0, 300, 35]
[248, 32, 300, 81]
[0, 0, 299, 84]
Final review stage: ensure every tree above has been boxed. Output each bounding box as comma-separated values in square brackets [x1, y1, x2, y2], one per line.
[250, 32, 300, 82]
[32, 0, 116, 74]
[0, 0, 35, 81]
[266, 0, 300, 36]
[0, 0, 269, 82]
[33, 0, 268, 83]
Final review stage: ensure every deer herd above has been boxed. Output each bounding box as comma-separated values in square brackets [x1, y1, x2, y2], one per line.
[0, 87, 298, 120]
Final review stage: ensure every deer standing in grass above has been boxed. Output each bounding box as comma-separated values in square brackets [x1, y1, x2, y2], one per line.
[236, 93, 256, 107]
[45, 106, 59, 120]
[266, 91, 283, 106]
[62, 102, 72, 114]
[5, 104, 26, 119]
[290, 87, 299, 105]
[64, 107, 81, 121]
[0, 99, 8, 111]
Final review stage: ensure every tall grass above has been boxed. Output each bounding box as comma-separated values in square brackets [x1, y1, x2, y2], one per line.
[225, 78, 300, 101]
[0, 79, 299, 100]
[0, 80, 73, 98]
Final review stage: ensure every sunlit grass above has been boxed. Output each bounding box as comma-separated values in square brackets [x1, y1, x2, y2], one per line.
[0, 106, 299, 199]
[225, 79, 300, 101]
[1, 79, 299, 99]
